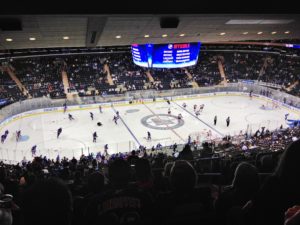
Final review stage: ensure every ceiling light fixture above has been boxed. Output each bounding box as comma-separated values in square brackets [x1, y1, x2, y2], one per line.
[6, 38, 13, 42]
[63, 36, 69, 40]
[220, 32, 226, 36]
[179, 33, 185, 37]
[144, 34, 150, 38]
[29, 37, 36, 41]
[285, 31, 290, 34]
[162, 34, 168, 37]
[257, 32, 263, 35]
[115, 35, 121, 39]
[271, 31, 277, 34]
[242, 32, 248, 35]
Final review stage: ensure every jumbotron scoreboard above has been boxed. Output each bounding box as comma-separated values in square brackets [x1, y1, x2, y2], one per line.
[131, 42, 201, 68]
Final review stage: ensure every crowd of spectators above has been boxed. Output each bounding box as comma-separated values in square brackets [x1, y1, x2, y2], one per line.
[188, 52, 222, 86]
[261, 55, 300, 86]
[0, 66, 26, 108]
[0, 124, 300, 225]
[222, 52, 265, 82]
[107, 53, 148, 92]
[1, 49, 300, 105]
[10, 57, 66, 99]
[64, 54, 114, 96]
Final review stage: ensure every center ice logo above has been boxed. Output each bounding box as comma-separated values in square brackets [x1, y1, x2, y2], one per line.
[141, 114, 184, 130]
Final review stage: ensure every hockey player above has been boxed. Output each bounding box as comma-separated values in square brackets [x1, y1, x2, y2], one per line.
[226, 116, 230, 127]
[4, 130, 9, 136]
[195, 110, 200, 116]
[113, 116, 118, 125]
[199, 104, 205, 112]
[182, 103, 187, 108]
[116, 111, 120, 118]
[249, 90, 253, 99]
[214, 115, 217, 126]
[57, 127, 62, 139]
[16, 130, 21, 142]
[177, 113, 183, 121]
[167, 99, 171, 105]
[63, 102, 67, 113]
[93, 132, 98, 143]
[285, 113, 289, 120]
[99, 105, 103, 113]
[168, 108, 171, 115]
[104, 144, 108, 155]
[68, 113, 74, 121]
[31, 145, 37, 157]
[1, 134, 5, 144]
[188, 135, 191, 144]
[90, 112, 94, 120]
[147, 131, 151, 140]
[194, 104, 197, 111]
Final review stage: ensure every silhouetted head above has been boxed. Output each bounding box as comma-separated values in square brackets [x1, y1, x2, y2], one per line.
[108, 158, 130, 188]
[135, 158, 152, 182]
[232, 162, 259, 195]
[170, 160, 197, 192]
[87, 172, 104, 194]
[275, 139, 300, 187]
[22, 178, 72, 225]
[163, 162, 174, 177]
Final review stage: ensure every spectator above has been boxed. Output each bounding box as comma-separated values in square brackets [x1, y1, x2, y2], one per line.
[177, 144, 194, 161]
[245, 139, 300, 225]
[85, 158, 154, 225]
[215, 162, 259, 225]
[21, 178, 73, 225]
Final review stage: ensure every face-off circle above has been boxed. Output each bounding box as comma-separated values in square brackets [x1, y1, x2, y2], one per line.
[141, 114, 184, 130]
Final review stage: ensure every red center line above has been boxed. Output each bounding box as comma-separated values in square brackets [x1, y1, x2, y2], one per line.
[142, 103, 185, 142]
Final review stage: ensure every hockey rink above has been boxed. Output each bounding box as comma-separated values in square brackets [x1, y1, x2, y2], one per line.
[0, 94, 299, 163]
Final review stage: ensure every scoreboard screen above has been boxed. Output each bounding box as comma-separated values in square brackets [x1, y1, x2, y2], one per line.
[131, 42, 201, 68]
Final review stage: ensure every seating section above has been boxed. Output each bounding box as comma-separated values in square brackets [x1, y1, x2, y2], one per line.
[188, 52, 222, 86]
[0, 68, 25, 107]
[64, 54, 114, 96]
[107, 53, 148, 91]
[10, 57, 66, 99]
[0, 50, 300, 103]
[1, 125, 300, 225]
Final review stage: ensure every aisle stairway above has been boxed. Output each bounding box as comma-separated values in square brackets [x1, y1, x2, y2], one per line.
[286, 80, 299, 92]
[217, 57, 227, 85]
[6, 66, 31, 98]
[258, 57, 270, 80]
[146, 70, 154, 82]
[184, 69, 199, 88]
[61, 70, 75, 101]
[104, 64, 114, 85]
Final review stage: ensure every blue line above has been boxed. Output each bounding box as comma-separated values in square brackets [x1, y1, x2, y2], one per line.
[172, 101, 224, 137]
[111, 105, 141, 146]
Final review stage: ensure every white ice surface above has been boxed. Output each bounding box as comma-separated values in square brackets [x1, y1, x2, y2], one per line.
[0, 95, 299, 162]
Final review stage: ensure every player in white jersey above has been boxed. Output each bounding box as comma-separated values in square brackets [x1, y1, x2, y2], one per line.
[199, 104, 205, 112]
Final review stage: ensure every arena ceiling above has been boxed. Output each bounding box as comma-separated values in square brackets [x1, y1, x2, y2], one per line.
[0, 14, 300, 50]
